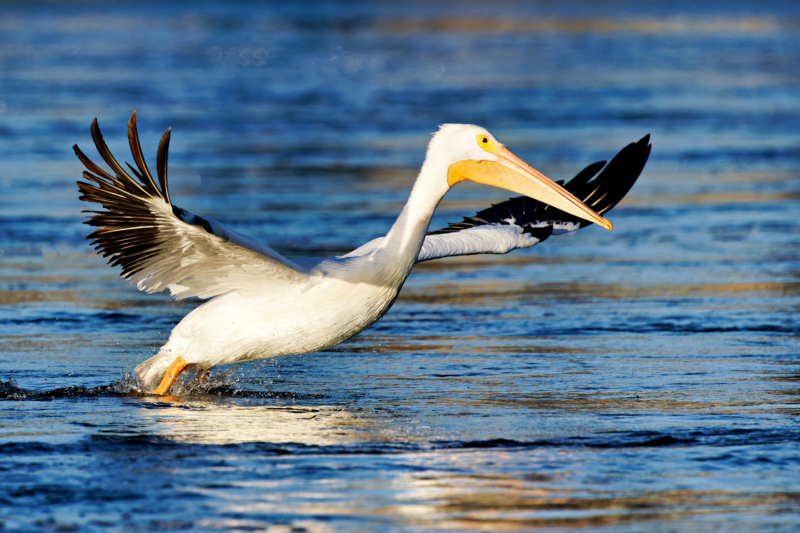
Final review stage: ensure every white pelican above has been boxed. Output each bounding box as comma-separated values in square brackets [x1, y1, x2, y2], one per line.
[75, 112, 650, 395]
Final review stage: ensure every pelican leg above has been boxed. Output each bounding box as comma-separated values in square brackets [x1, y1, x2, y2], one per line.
[188, 368, 212, 390]
[154, 356, 188, 395]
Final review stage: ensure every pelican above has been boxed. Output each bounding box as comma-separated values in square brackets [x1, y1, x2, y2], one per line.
[75, 112, 650, 395]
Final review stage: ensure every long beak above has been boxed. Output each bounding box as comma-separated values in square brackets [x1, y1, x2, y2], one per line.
[447, 147, 613, 230]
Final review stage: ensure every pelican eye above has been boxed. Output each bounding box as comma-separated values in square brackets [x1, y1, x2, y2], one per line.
[476, 133, 500, 154]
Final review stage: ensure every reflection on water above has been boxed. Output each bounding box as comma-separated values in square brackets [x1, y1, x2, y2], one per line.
[140, 398, 377, 445]
[378, 15, 789, 36]
[401, 279, 800, 305]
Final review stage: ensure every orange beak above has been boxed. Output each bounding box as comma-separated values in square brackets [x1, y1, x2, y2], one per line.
[447, 146, 612, 230]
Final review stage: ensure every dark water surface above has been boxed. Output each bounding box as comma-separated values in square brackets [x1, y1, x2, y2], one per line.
[2, 1, 800, 531]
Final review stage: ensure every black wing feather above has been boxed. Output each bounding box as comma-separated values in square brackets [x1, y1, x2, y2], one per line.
[76, 113, 176, 278]
[156, 128, 172, 205]
[126, 111, 164, 200]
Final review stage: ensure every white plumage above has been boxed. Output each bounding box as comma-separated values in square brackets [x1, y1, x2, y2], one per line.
[75, 113, 650, 394]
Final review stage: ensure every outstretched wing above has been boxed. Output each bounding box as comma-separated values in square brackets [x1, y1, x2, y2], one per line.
[75, 111, 308, 300]
[418, 135, 651, 262]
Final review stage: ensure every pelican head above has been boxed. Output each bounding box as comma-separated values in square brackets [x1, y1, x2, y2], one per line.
[429, 124, 612, 230]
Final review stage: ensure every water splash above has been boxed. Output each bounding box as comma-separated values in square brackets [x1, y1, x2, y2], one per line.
[0, 369, 326, 401]
[0, 376, 138, 401]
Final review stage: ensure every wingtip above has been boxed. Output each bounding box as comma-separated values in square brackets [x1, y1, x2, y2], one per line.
[90, 117, 102, 139]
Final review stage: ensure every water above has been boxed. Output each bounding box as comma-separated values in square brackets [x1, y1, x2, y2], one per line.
[2, 0, 800, 531]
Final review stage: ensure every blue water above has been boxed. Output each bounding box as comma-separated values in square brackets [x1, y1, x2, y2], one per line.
[2, 1, 800, 531]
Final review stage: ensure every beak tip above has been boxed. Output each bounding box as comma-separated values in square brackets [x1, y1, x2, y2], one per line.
[602, 219, 613, 231]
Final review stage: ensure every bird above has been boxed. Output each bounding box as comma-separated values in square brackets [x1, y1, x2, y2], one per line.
[75, 112, 650, 395]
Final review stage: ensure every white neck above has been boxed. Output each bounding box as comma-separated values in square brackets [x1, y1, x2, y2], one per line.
[359, 156, 450, 283]
[333, 124, 490, 285]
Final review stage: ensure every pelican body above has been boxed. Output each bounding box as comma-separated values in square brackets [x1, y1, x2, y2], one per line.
[75, 113, 650, 394]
